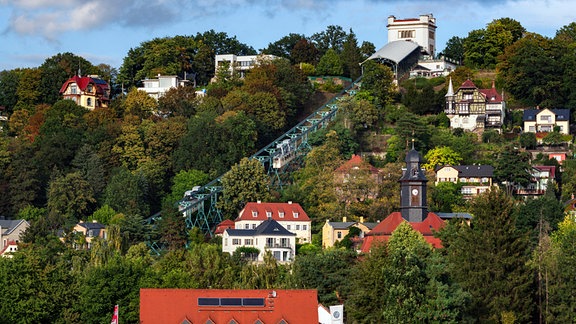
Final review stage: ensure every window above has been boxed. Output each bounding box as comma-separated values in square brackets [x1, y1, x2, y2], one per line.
[252, 224, 256, 229]
[337, 231, 342, 239]
[244, 239, 253, 245]
[273, 251, 281, 260]
[302, 225, 307, 230]
[266, 211, 272, 218]
[399, 30, 414, 38]
[87, 84, 93, 93]
[529, 126, 535, 132]
[224, 238, 228, 246]
[252, 211, 258, 217]
[429, 30, 435, 39]
[540, 115, 552, 122]
[245, 224, 250, 229]
[286, 225, 291, 230]
[87, 98, 92, 106]
[280, 238, 289, 247]
[295, 225, 300, 230]
[461, 187, 474, 195]
[232, 239, 241, 245]
[71, 85, 77, 94]
[293, 212, 299, 218]
[230, 320, 238, 324]
[255, 320, 263, 324]
[279, 212, 284, 218]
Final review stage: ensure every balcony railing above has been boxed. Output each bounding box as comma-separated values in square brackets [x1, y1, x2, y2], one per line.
[266, 243, 291, 249]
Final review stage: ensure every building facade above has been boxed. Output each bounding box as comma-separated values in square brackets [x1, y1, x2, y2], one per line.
[445, 78, 505, 132]
[59, 75, 110, 110]
[222, 219, 296, 263]
[0, 219, 29, 253]
[435, 165, 494, 198]
[523, 108, 570, 134]
[235, 201, 311, 243]
[215, 54, 278, 79]
[387, 14, 437, 56]
[137, 74, 190, 100]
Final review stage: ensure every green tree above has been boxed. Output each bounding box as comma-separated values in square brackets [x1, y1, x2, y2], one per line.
[359, 41, 376, 60]
[311, 25, 347, 55]
[0, 69, 21, 114]
[494, 145, 532, 190]
[440, 189, 533, 322]
[341, 29, 363, 79]
[516, 189, 564, 245]
[164, 169, 210, 206]
[104, 167, 150, 217]
[123, 88, 158, 119]
[291, 38, 320, 65]
[519, 132, 537, 149]
[219, 157, 272, 218]
[291, 249, 357, 305]
[423, 146, 463, 171]
[442, 36, 464, 63]
[359, 60, 395, 107]
[47, 171, 96, 224]
[262, 33, 305, 61]
[316, 48, 344, 76]
[430, 181, 464, 213]
[157, 86, 199, 118]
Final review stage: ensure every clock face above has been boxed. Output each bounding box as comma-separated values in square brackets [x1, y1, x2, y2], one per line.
[412, 188, 419, 196]
[333, 311, 340, 318]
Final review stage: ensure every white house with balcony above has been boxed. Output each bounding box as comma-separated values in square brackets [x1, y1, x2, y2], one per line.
[523, 108, 570, 134]
[235, 201, 312, 243]
[138, 75, 190, 100]
[215, 54, 278, 79]
[222, 218, 296, 263]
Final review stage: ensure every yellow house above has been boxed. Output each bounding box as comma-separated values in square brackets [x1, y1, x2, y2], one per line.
[523, 108, 570, 134]
[435, 165, 494, 198]
[59, 75, 110, 110]
[322, 217, 377, 248]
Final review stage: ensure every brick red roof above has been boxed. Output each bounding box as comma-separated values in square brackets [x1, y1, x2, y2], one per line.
[140, 289, 318, 323]
[59, 75, 110, 97]
[236, 202, 310, 222]
[214, 220, 235, 235]
[361, 212, 445, 252]
[459, 79, 477, 89]
[335, 154, 380, 174]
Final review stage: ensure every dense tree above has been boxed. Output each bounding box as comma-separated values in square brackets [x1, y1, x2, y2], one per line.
[104, 167, 150, 217]
[430, 181, 464, 213]
[340, 29, 363, 79]
[219, 157, 272, 219]
[440, 189, 533, 322]
[47, 171, 96, 224]
[0, 69, 21, 114]
[157, 86, 199, 118]
[164, 169, 210, 206]
[494, 145, 532, 190]
[359, 60, 395, 107]
[442, 36, 464, 63]
[311, 25, 347, 55]
[262, 33, 305, 61]
[516, 189, 564, 245]
[291, 38, 320, 65]
[422, 146, 463, 171]
[316, 49, 344, 76]
[359, 41, 376, 60]
[291, 249, 356, 305]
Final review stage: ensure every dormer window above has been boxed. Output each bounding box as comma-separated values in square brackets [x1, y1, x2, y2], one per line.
[279, 211, 284, 218]
[266, 211, 272, 218]
[293, 212, 299, 218]
[252, 211, 258, 217]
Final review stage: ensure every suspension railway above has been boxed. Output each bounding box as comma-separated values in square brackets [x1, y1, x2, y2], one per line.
[146, 77, 361, 253]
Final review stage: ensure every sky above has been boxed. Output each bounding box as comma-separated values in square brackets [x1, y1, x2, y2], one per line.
[0, 0, 575, 71]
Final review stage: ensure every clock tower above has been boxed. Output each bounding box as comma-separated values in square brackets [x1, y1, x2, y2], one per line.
[399, 148, 428, 222]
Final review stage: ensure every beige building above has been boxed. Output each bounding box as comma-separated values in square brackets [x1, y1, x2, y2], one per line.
[523, 108, 570, 134]
[387, 14, 437, 56]
[0, 219, 29, 255]
[322, 217, 377, 248]
[435, 165, 494, 198]
[59, 75, 110, 110]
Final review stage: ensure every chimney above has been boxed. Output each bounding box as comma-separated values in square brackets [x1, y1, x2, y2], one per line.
[92, 220, 98, 223]
[342, 216, 347, 222]
[257, 200, 261, 204]
[360, 216, 364, 224]
[288, 201, 292, 204]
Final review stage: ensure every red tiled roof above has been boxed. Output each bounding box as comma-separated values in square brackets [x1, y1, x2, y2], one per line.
[533, 165, 556, 179]
[335, 154, 380, 174]
[59, 75, 110, 96]
[140, 289, 318, 323]
[236, 202, 310, 222]
[479, 87, 503, 103]
[459, 79, 477, 89]
[0, 240, 17, 255]
[360, 212, 445, 252]
[214, 220, 235, 235]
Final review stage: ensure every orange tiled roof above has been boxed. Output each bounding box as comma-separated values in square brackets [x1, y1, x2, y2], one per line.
[335, 154, 380, 174]
[140, 289, 318, 323]
[236, 202, 310, 222]
[361, 212, 445, 252]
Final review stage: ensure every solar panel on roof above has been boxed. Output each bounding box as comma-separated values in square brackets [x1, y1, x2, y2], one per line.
[198, 298, 220, 306]
[220, 298, 242, 306]
[242, 298, 265, 306]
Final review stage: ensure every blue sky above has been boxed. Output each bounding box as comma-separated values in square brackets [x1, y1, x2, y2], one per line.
[0, 0, 574, 71]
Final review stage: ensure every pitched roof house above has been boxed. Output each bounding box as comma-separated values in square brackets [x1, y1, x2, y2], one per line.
[523, 108, 570, 134]
[59, 75, 110, 110]
[223, 218, 297, 263]
[334, 154, 381, 201]
[435, 165, 494, 198]
[361, 149, 445, 252]
[236, 201, 311, 243]
[445, 78, 505, 132]
[0, 218, 29, 252]
[322, 217, 378, 248]
[71, 220, 107, 249]
[140, 288, 319, 324]
[515, 165, 558, 198]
